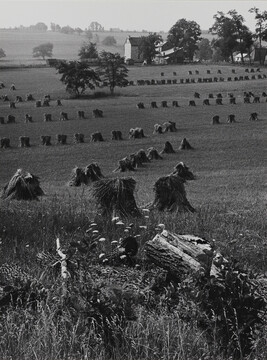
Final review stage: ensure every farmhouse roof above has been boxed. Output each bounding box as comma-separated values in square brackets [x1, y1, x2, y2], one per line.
[127, 36, 142, 46]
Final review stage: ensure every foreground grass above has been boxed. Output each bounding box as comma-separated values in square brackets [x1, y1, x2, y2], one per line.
[0, 195, 266, 360]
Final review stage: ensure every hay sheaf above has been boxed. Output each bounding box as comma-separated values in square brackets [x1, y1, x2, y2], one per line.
[151, 175, 195, 213]
[69, 163, 103, 186]
[92, 178, 141, 218]
[1, 169, 44, 201]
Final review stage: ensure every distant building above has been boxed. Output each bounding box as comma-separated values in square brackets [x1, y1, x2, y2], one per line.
[110, 28, 121, 32]
[154, 41, 184, 64]
[251, 47, 267, 65]
[124, 36, 144, 63]
[234, 47, 267, 65]
[234, 53, 250, 63]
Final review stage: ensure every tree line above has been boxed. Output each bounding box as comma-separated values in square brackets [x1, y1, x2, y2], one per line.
[138, 8, 267, 65]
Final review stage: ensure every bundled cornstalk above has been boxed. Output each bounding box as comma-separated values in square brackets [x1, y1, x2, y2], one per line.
[1, 169, 44, 200]
[69, 163, 103, 186]
[150, 175, 195, 212]
[171, 162, 196, 181]
[92, 178, 141, 218]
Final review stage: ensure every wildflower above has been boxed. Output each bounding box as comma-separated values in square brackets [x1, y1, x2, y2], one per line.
[116, 221, 124, 226]
[124, 229, 129, 233]
[120, 255, 127, 260]
[92, 230, 99, 234]
[112, 217, 120, 222]
[111, 240, 118, 244]
[139, 225, 147, 229]
[99, 238, 106, 242]
[99, 253, 105, 259]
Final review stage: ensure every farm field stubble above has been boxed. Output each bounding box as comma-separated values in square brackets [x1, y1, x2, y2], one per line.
[0, 63, 267, 360]
[0, 64, 266, 209]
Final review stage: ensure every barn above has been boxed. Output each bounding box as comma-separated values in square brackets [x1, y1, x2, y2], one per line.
[124, 36, 144, 63]
[154, 41, 184, 64]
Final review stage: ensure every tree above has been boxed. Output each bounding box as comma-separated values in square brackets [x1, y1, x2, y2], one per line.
[167, 19, 202, 61]
[89, 22, 104, 32]
[61, 25, 75, 35]
[56, 61, 99, 97]
[78, 42, 98, 59]
[209, 12, 238, 62]
[195, 38, 213, 61]
[30, 22, 48, 32]
[228, 10, 253, 63]
[102, 36, 117, 46]
[249, 7, 267, 65]
[0, 48, 6, 59]
[97, 52, 128, 95]
[138, 32, 162, 64]
[32, 42, 53, 60]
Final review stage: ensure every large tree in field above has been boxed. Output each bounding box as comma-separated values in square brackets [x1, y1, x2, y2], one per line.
[78, 42, 98, 60]
[228, 10, 253, 63]
[249, 7, 267, 65]
[138, 33, 162, 64]
[56, 61, 99, 97]
[97, 52, 128, 95]
[32, 42, 53, 60]
[167, 19, 202, 61]
[209, 12, 238, 62]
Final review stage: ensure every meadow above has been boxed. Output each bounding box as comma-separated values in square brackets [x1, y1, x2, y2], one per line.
[0, 48, 267, 359]
[0, 63, 266, 208]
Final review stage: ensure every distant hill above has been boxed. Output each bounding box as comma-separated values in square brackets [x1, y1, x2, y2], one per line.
[0, 29, 213, 66]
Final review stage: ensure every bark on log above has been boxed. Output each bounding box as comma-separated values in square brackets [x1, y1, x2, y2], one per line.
[145, 231, 224, 278]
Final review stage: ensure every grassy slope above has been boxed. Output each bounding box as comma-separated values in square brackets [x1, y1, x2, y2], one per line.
[0, 64, 266, 209]
[0, 29, 215, 66]
[0, 30, 160, 65]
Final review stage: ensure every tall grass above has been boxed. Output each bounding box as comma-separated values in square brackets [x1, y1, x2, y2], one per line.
[0, 195, 266, 360]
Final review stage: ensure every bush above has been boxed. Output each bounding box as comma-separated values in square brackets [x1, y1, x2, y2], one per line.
[102, 36, 117, 46]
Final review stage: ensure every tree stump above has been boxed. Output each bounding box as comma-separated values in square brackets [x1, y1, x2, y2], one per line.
[146, 231, 223, 278]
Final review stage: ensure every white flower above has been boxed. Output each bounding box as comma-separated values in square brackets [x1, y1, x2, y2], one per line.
[139, 225, 147, 229]
[142, 209, 150, 213]
[116, 221, 124, 226]
[98, 237, 106, 242]
[111, 240, 118, 244]
[112, 217, 120, 222]
[144, 216, 149, 219]
[124, 229, 129, 233]
[92, 230, 99, 234]
[90, 223, 97, 227]
[120, 255, 127, 260]
[99, 253, 105, 259]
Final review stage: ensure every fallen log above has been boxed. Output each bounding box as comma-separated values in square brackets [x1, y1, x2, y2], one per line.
[145, 230, 224, 278]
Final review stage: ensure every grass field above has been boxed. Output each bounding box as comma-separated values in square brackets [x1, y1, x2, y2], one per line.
[0, 58, 267, 359]
[0, 64, 266, 208]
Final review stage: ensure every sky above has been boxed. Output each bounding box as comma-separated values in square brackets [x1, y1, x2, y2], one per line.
[0, 0, 265, 32]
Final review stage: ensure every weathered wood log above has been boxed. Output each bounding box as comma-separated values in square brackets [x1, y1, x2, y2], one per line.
[146, 231, 223, 278]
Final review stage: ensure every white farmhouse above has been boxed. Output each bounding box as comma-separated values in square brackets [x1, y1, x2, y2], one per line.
[124, 36, 144, 63]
